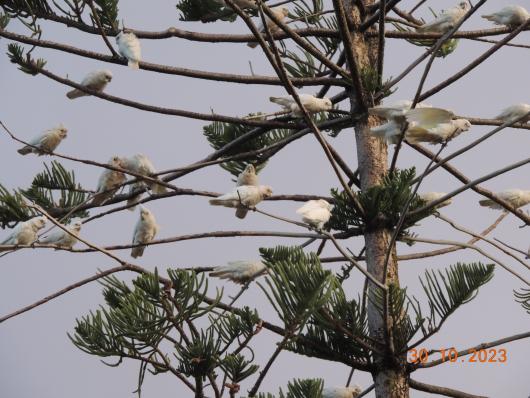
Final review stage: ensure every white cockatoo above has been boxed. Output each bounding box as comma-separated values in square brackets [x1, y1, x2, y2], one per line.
[17, 125, 67, 156]
[66, 70, 113, 99]
[405, 108, 470, 144]
[237, 164, 259, 187]
[416, 1, 470, 33]
[419, 192, 453, 209]
[247, 7, 289, 48]
[91, 156, 127, 205]
[131, 206, 159, 258]
[479, 189, 530, 209]
[482, 6, 529, 27]
[1, 217, 47, 245]
[369, 100, 431, 141]
[213, 0, 257, 10]
[116, 30, 141, 69]
[371, 108, 470, 144]
[495, 103, 530, 124]
[270, 94, 333, 117]
[296, 199, 333, 229]
[39, 221, 82, 249]
[322, 385, 363, 398]
[121, 154, 167, 210]
[210, 261, 267, 283]
[209, 185, 273, 219]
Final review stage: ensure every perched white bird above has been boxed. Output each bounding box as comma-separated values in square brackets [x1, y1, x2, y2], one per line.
[270, 94, 332, 117]
[247, 7, 289, 48]
[17, 125, 67, 156]
[482, 6, 529, 27]
[66, 70, 113, 99]
[237, 164, 259, 187]
[419, 192, 452, 209]
[213, 0, 257, 10]
[91, 156, 127, 205]
[416, 1, 470, 33]
[296, 199, 333, 229]
[322, 385, 362, 398]
[479, 189, 530, 209]
[40, 221, 82, 249]
[116, 30, 141, 69]
[495, 103, 530, 124]
[131, 206, 159, 258]
[121, 154, 167, 210]
[1, 217, 47, 245]
[209, 185, 273, 219]
[210, 261, 267, 283]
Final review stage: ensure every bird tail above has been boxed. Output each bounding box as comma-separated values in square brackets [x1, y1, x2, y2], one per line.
[481, 14, 495, 22]
[247, 42, 258, 48]
[235, 208, 248, 219]
[209, 266, 230, 279]
[90, 193, 109, 206]
[151, 181, 167, 195]
[209, 198, 225, 206]
[269, 96, 291, 107]
[126, 194, 143, 211]
[131, 246, 145, 258]
[128, 60, 140, 69]
[479, 199, 496, 208]
[17, 146, 32, 155]
[66, 89, 85, 99]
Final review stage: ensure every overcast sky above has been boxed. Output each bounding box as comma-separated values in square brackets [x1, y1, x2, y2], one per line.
[1, 1, 529, 397]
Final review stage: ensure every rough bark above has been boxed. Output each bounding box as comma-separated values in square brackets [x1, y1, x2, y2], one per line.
[347, 1, 409, 397]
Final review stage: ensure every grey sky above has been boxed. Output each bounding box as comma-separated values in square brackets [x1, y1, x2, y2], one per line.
[1, 0, 529, 397]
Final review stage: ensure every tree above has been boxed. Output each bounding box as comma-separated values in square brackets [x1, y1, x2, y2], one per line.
[1, 0, 529, 397]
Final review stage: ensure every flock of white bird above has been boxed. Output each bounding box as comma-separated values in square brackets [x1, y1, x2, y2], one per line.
[2, 4, 530, 395]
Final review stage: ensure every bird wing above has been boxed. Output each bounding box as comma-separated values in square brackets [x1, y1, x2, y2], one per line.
[40, 229, 64, 244]
[405, 124, 441, 144]
[80, 71, 99, 86]
[406, 108, 454, 128]
[118, 34, 141, 60]
[132, 220, 141, 245]
[296, 200, 321, 214]
[136, 154, 156, 175]
[303, 207, 330, 222]
[298, 94, 319, 108]
[499, 189, 522, 204]
[96, 169, 113, 191]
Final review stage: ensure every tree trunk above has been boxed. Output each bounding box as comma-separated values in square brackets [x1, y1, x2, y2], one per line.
[347, 1, 409, 397]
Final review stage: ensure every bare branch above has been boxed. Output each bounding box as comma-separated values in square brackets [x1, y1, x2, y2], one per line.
[405, 236, 530, 285]
[409, 379, 488, 398]
[0, 29, 345, 88]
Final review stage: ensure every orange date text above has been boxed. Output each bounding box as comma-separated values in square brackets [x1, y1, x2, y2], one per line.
[407, 348, 507, 364]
